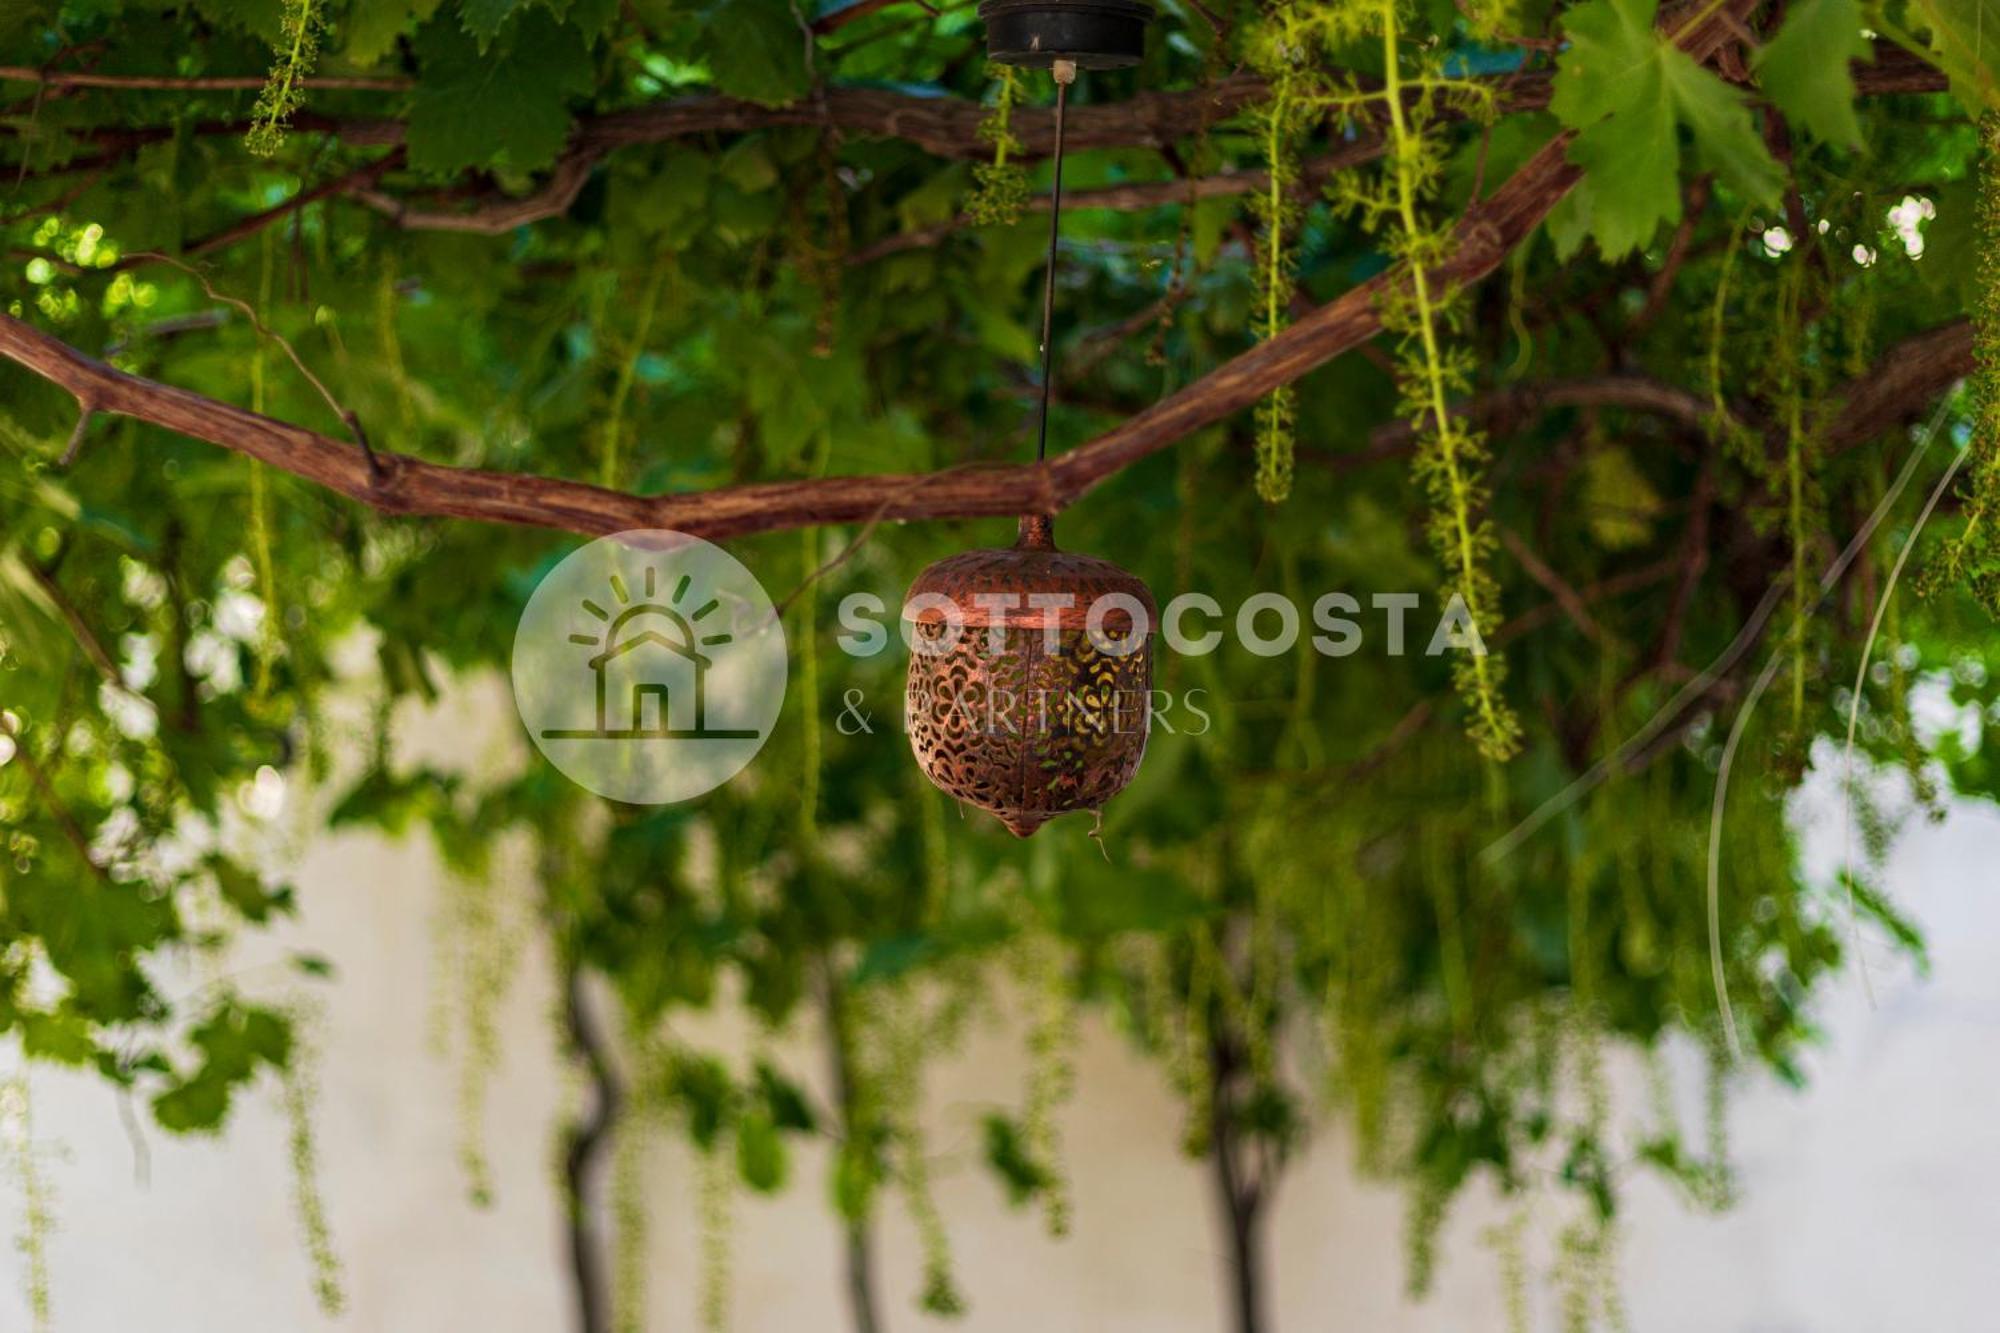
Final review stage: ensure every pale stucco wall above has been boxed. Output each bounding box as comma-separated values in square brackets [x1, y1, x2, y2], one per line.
[4, 683, 1997, 1333]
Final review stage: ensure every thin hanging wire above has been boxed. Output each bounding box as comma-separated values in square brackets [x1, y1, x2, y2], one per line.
[1034, 63, 1075, 464]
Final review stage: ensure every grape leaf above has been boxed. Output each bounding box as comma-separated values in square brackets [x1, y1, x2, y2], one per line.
[1754, 0, 1871, 147]
[0, 0, 54, 48]
[1552, 0, 1782, 257]
[734, 1108, 788, 1192]
[406, 11, 596, 175]
[342, 0, 447, 63]
[543, 0, 625, 35]
[190, 0, 287, 43]
[1565, 73, 1679, 259]
[1545, 189, 1594, 260]
[697, 0, 811, 107]
[460, 0, 530, 44]
[151, 1003, 294, 1134]
[1909, 0, 2000, 115]
[1668, 56, 1786, 192]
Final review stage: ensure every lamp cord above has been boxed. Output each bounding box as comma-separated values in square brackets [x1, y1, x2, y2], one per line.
[1035, 60, 1076, 465]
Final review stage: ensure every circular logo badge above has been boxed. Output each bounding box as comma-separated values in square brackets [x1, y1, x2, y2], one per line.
[511, 531, 787, 804]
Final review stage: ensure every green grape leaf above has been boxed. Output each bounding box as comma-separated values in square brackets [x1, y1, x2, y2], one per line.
[1552, 0, 1782, 257]
[755, 1061, 817, 1133]
[543, 0, 624, 35]
[1909, 0, 2000, 115]
[980, 1113, 1051, 1206]
[20, 1009, 99, 1065]
[1551, 0, 1662, 126]
[293, 952, 338, 978]
[191, 0, 287, 42]
[1667, 57, 1785, 195]
[1753, 0, 1871, 146]
[734, 1108, 788, 1192]
[459, 0, 529, 44]
[0, 0, 54, 48]
[697, 0, 811, 107]
[209, 855, 296, 924]
[665, 1051, 735, 1149]
[152, 1002, 294, 1134]
[1579, 446, 1664, 549]
[1545, 188, 1594, 260]
[406, 11, 595, 175]
[1565, 78, 1679, 260]
[343, 0, 446, 63]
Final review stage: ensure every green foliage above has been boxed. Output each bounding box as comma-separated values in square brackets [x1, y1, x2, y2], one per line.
[980, 1111, 1052, 1206]
[407, 11, 597, 174]
[612, 1098, 653, 1333]
[281, 1020, 346, 1317]
[1016, 924, 1077, 1237]
[698, 0, 813, 108]
[245, 0, 325, 157]
[460, 0, 530, 44]
[1930, 118, 2000, 610]
[0, 1079, 54, 1333]
[1754, 0, 1872, 147]
[1350, 0, 1520, 758]
[2, 0, 1998, 1325]
[1243, 0, 1326, 504]
[1908, 0, 2000, 114]
[152, 1001, 294, 1133]
[698, 1139, 733, 1332]
[968, 66, 1031, 227]
[1551, 0, 1781, 257]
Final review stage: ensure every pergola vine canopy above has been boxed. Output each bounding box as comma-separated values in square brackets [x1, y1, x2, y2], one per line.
[3, 0, 2000, 1328]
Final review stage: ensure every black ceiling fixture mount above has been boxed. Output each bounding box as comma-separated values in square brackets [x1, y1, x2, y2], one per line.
[974, 0, 1155, 69]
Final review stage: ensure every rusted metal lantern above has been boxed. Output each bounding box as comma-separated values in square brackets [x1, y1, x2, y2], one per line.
[903, 14, 1158, 836]
[904, 515, 1155, 837]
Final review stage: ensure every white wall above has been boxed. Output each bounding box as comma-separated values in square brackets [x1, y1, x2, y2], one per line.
[5, 706, 1998, 1333]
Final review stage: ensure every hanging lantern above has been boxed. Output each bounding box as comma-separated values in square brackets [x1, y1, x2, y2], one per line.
[904, 12, 1158, 837]
[905, 515, 1156, 837]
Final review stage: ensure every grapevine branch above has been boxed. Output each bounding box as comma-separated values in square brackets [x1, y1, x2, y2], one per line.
[1361, 319, 1973, 455]
[310, 48, 1948, 233]
[0, 310, 1961, 541]
[848, 144, 1384, 264]
[21, 76, 1270, 176]
[11, 46, 1939, 188]
[2, 49, 1940, 257]
[1366, 374, 1718, 449]
[1826, 319, 1974, 451]
[0, 14, 1963, 543]
[0, 65, 409, 92]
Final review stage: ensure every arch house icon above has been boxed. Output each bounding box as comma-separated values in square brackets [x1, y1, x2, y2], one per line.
[541, 566, 762, 741]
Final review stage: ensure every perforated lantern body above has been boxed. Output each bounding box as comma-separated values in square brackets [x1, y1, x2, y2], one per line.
[904, 517, 1155, 837]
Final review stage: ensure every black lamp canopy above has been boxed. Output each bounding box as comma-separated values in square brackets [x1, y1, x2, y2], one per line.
[975, 0, 1154, 69]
